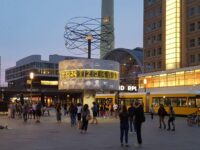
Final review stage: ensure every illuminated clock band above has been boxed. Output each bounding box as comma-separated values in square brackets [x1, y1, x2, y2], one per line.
[59, 69, 119, 80]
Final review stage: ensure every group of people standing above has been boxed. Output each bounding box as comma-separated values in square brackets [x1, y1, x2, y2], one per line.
[55, 102, 92, 134]
[119, 101, 145, 147]
[158, 104, 176, 131]
[8, 101, 43, 123]
[118, 102, 176, 147]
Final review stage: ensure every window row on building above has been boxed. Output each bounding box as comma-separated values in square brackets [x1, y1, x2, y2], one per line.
[145, 20, 162, 33]
[145, 0, 159, 7]
[189, 22, 200, 32]
[189, 37, 200, 48]
[145, 47, 162, 57]
[189, 54, 200, 63]
[145, 6, 162, 20]
[145, 34, 162, 45]
[145, 60, 162, 72]
[188, 6, 200, 17]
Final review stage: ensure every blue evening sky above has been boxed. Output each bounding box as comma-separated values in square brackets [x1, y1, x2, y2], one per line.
[0, 0, 143, 84]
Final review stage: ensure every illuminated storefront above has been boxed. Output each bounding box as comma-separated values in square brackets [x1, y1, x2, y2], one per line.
[139, 65, 200, 89]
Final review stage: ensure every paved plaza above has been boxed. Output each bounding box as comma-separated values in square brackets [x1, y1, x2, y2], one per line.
[0, 111, 200, 150]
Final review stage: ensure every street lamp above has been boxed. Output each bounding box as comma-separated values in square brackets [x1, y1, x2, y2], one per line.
[29, 72, 34, 102]
[143, 78, 147, 92]
[85, 35, 93, 59]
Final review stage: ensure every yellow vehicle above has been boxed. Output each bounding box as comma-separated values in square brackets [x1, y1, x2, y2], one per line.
[95, 93, 116, 105]
[95, 91, 200, 115]
[149, 92, 200, 115]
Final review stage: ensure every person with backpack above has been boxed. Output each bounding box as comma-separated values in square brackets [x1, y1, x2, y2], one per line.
[128, 103, 135, 133]
[158, 104, 167, 129]
[167, 106, 175, 131]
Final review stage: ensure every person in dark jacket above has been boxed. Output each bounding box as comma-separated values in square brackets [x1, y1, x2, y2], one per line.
[128, 103, 135, 133]
[134, 101, 145, 145]
[119, 105, 129, 147]
[81, 104, 90, 133]
[158, 104, 167, 129]
[167, 106, 175, 131]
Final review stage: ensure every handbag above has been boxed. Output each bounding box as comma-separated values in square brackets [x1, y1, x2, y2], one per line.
[86, 114, 91, 120]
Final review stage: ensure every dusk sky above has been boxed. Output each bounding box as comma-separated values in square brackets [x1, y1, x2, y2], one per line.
[0, 0, 143, 84]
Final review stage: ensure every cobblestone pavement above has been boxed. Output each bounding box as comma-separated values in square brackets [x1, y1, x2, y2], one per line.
[0, 112, 200, 150]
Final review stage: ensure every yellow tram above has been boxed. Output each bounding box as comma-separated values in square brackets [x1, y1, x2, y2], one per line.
[95, 92, 200, 115]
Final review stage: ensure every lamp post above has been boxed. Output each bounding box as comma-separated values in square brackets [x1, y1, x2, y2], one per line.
[143, 78, 147, 92]
[29, 72, 34, 102]
[85, 35, 93, 59]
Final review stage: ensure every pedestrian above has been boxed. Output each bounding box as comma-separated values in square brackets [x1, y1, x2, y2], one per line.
[80, 104, 90, 134]
[128, 102, 135, 133]
[69, 103, 77, 127]
[22, 102, 29, 122]
[150, 105, 154, 120]
[55, 103, 62, 123]
[91, 102, 98, 124]
[167, 106, 175, 131]
[77, 103, 82, 128]
[35, 102, 42, 123]
[63, 102, 68, 116]
[113, 103, 118, 118]
[119, 105, 129, 147]
[134, 101, 145, 146]
[158, 104, 167, 129]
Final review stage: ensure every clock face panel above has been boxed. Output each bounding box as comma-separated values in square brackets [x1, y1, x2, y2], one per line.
[59, 59, 120, 91]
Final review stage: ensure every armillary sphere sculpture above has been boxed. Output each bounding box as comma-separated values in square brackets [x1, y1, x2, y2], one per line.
[64, 17, 114, 58]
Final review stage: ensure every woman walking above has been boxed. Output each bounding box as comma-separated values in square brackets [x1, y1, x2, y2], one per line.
[167, 106, 175, 131]
[119, 105, 129, 147]
[158, 104, 167, 129]
[80, 104, 90, 134]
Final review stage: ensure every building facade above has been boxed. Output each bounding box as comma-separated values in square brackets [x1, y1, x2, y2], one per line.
[141, 0, 200, 91]
[5, 55, 83, 104]
[144, 0, 200, 73]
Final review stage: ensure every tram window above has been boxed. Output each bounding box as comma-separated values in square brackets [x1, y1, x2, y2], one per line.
[152, 98, 160, 107]
[180, 98, 187, 107]
[164, 98, 171, 107]
[196, 98, 200, 107]
[188, 98, 196, 107]
[171, 98, 180, 107]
